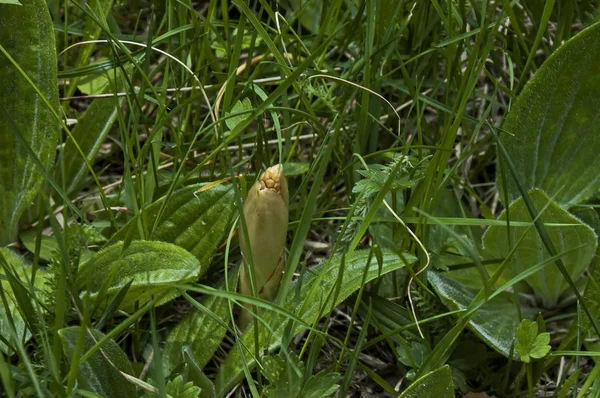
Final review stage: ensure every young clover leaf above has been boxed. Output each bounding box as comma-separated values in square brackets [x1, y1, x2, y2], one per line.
[515, 319, 551, 363]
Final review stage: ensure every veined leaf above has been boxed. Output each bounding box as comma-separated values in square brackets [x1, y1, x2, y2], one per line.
[482, 189, 596, 308]
[108, 183, 235, 268]
[582, 256, 600, 350]
[497, 22, 600, 206]
[215, 250, 414, 396]
[77, 241, 200, 310]
[58, 326, 136, 398]
[163, 268, 239, 374]
[430, 272, 538, 359]
[0, 248, 47, 354]
[0, 0, 59, 245]
[59, 91, 123, 197]
[515, 319, 551, 362]
[398, 365, 453, 398]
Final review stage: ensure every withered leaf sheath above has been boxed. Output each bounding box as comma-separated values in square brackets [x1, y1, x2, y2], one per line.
[239, 164, 289, 326]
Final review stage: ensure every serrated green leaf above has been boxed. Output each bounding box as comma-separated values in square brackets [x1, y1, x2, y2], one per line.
[163, 375, 201, 398]
[399, 365, 454, 398]
[482, 189, 597, 308]
[0, 0, 59, 245]
[215, 250, 413, 396]
[497, 22, 600, 206]
[515, 319, 551, 362]
[531, 333, 551, 358]
[107, 183, 235, 269]
[58, 326, 136, 398]
[163, 270, 239, 375]
[77, 241, 200, 310]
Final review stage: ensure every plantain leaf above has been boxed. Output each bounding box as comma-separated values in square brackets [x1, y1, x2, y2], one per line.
[430, 272, 538, 359]
[497, 22, 600, 206]
[77, 241, 200, 310]
[398, 365, 454, 398]
[0, 0, 59, 245]
[0, 248, 47, 354]
[58, 326, 136, 398]
[108, 183, 235, 268]
[482, 189, 597, 308]
[163, 268, 239, 375]
[215, 250, 414, 396]
[582, 256, 600, 351]
[59, 93, 123, 197]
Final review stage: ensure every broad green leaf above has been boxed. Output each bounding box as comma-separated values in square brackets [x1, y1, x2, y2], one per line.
[497, 22, 600, 206]
[482, 189, 597, 308]
[163, 269, 239, 374]
[77, 69, 114, 95]
[515, 319, 551, 362]
[215, 250, 413, 396]
[398, 365, 454, 398]
[263, 353, 304, 397]
[59, 94, 123, 197]
[0, 248, 47, 354]
[108, 183, 235, 268]
[225, 98, 252, 130]
[0, 0, 59, 245]
[301, 372, 339, 398]
[582, 256, 600, 350]
[281, 162, 310, 177]
[430, 272, 538, 358]
[58, 326, 136, 398]
[19, 230, 59, 261]
[77, 241, 200, 310]
[0, 0, 21, 4]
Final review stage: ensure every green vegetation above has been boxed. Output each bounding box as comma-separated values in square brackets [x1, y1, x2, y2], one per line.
[1, 0, 600, 396]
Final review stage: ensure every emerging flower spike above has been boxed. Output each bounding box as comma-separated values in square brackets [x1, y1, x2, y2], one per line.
[239, 164, 289, 327]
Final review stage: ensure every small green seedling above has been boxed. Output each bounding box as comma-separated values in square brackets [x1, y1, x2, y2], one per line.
[515, 319, 551, 363]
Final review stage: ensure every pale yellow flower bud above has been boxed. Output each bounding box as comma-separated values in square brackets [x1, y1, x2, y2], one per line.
[239, 165, 288, 327]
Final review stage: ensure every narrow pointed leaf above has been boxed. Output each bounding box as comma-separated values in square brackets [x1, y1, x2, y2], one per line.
[216, 250, 413, 396]
[398, 365, 453, 398]
[58, 326, 136, 398]
[163, 269, 239, 374]
[59, 95, 122, 196]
